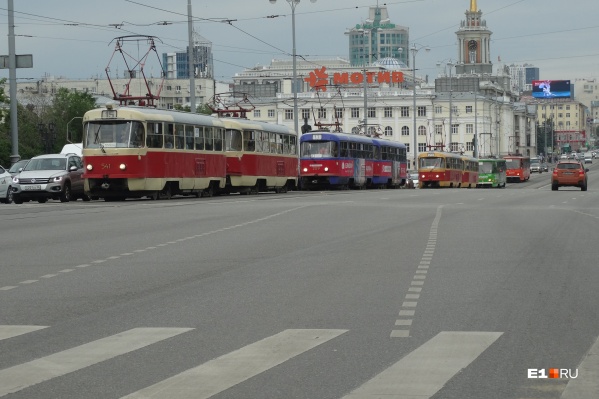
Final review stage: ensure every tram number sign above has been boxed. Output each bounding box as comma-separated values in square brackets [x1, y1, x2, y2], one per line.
[312, 134, 322, 140]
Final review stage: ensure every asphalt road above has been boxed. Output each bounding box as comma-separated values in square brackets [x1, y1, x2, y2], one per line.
[0, 163, 598, 399]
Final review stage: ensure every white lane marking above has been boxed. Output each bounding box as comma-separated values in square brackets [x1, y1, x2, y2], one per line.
[0, 286, 17, 291]
[395, 320, 412, 326]
[0, 326, 48, 341]
[344, 331, 503, 399]
[59, 269, 74, 273]
[0, 328, 193, 398]
[40, 274, 57, 278]
[390, 330, 410, 338]
[399, 310, 415, 316]
[561, 335, 599, 398]
[19, 280, 38, 284]
[121, 329, 347, 399]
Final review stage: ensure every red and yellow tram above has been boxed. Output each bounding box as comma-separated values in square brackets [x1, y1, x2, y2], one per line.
[82, 105, 297, 200]
[460, 155, 479, 188]
[417, 151, 464, 188]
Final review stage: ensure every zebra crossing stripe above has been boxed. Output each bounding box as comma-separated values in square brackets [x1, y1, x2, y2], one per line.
[561, 334, 599, 398]
[0, 326, 48, 341]
[342, 331, 503, 399]
[0, 327, 193, 397]
[122, 328, 348, 399]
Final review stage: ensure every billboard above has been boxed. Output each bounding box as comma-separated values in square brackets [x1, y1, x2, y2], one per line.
[532, 80, 571, 98]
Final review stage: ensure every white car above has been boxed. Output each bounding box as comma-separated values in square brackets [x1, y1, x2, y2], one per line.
[0, 165, 13, 204]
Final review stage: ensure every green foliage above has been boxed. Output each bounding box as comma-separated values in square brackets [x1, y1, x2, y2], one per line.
[0, 87, 96, 165]
[173, 103, 213, 115]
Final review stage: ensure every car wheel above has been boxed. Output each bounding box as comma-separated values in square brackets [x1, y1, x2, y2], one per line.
[81, 193, 91, 201]
[581, 182, 587, 191]
[60, 184, 71, 202]
[13, 194, 23, 204]
[2, 187, 12, 204]
[551, 182, 558, 191]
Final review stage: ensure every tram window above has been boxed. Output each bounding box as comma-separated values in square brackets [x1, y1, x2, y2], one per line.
[269, 132, 278, 153]
[290, 135, 297, 155]
[214, 128, 223, 151]
[330, 141, 338, 157]
[340, 142, 348, 157]
[165, 124, 174, 148]
[225, 129, 242, 151]
[146, 122, 163, 148]
[194, 126, 204, 150]
[185, 125, 194, 150]
[205, 127, 214, 150]
[259, 132, 269, 153]
[374, 145, 380, 160]
[130, 122, 144, 148]
[276, 134, 283, 154]
[175, 124, 185, 149]
[283, 135, 290, 154]
[243, 130, 255, 152]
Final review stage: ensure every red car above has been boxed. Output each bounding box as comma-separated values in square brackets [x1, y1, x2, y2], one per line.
[551, 161, 588, 191]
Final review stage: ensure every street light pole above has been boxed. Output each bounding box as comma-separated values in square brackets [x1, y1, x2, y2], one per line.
[411, 43, 430, 168]
[269, 0, 317, 137]
[360, 29, 370, 134]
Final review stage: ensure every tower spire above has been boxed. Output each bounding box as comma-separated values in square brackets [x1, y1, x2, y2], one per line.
[470, 0, 477, 12]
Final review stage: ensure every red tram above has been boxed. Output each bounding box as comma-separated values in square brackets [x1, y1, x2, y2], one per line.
[82, 105, 297, 200]
[299, 131, 407, 190]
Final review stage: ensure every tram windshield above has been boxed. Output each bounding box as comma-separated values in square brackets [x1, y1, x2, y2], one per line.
[478, 162, 494, 174]
[419, 157, 444, 168]
[301, 141, 338, 158]
[84, 121, 145, 149]
[505, 159, 521, 170]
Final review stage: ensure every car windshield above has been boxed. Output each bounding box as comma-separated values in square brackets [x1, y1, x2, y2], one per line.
[23, 158, 66, 171]
[8, 160, 28, 173]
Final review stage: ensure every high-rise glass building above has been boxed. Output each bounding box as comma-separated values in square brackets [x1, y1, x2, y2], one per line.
[346, 6, 409, 67]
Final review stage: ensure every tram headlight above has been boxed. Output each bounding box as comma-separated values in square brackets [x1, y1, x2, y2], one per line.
[119, 163, 126, 171]
[303, 167, 308, 172]
[86, 164, 93, 171]
[324, 167, 329, 172]
[435, 174, 440, 178]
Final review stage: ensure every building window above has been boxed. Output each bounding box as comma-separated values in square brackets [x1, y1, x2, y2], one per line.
[466, 106, 473, 113]
[406, 143, 410, 152]
[417, 106, 426, 117]
[268, 109, 275, 118]
[418, 143, 427, 152]
[335, 108, 343, 119]
[318, 108, 326, 119]
[466, 124, 473, 134]
[302, 109, 310, 120]
[384, 107, 392, 118]
[435, 106, 442, 114]
[418, 126, 427, 136]
[450, 142, 459, 152]
[253, 110, 261, 118]
[400, 106, 409, 117]
[451, 124, 458, 135]
[566, 113, 570, 118]
[384, 126, 393, 136]
[351, 108, 360, 118]
[285, 109, 293, 120]
[451, 105, 458, 115]
[435, 125, 443, 135]
[368, 107, 376, 118]
[466, 141, 474, 151]
[401, 126, 410, 136]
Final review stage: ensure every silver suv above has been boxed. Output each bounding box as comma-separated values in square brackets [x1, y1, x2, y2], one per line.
[11, 153, 89, 204]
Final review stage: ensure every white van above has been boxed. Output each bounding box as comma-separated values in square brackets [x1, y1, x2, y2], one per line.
[60, 143, 82, 156]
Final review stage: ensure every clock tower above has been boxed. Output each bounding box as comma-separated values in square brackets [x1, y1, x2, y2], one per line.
[456, 0, 493, 75]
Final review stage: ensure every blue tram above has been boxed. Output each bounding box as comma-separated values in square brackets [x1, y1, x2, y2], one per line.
[299, 131, 408, 190]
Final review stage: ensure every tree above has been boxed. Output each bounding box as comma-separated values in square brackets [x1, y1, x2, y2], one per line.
[44, 88, 96, 146]
[0, 85, 96, 165]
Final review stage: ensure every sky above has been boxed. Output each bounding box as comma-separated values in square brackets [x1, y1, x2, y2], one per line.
[1, 0, 598, 85]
